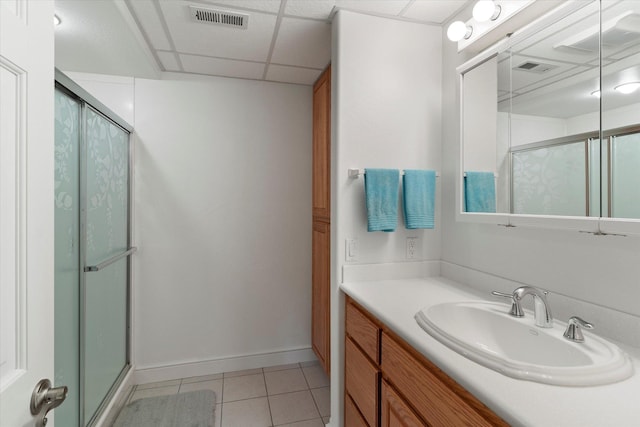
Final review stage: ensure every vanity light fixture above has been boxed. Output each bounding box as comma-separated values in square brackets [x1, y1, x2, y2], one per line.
[614, 82, 640, 94]
[447, 21, 473, 42]
[473, 0, 501, 23]
[54, 14, 61, 26]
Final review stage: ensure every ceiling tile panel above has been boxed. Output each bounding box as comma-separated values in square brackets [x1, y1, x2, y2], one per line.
[194, 0, 283, 14]
[334, 0, 411, 16]
[402, 0, 469, 24]
[157, 50, 181, 71]
[179, 54, 266, 79]
[285, 0, 335, 20]
[159, 1, 277, 61]
[271, 18, 331, 69]
[126, 0, 172, 50]
[266, 64, 323, 85]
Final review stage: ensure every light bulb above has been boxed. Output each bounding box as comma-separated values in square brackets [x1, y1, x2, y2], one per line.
[447, 21, 473, 42]
[614, 82, 640, 94]
[54, 14, 61, 26]
[473, 0, 501, 22]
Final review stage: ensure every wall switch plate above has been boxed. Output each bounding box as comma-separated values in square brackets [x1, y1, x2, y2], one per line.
[406, 237, 419, 259]
[345, 238, 358, 262]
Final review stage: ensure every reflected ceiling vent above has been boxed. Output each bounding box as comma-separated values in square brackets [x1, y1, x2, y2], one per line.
[554, 12, 640, 54]
[514, 61, 557, 74]
[189, 6, 248, 29]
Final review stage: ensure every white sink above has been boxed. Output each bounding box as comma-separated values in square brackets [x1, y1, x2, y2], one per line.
[415, 301, 634, 386]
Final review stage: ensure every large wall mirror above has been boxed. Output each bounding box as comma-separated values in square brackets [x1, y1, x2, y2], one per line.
[460, 0, 640, 229]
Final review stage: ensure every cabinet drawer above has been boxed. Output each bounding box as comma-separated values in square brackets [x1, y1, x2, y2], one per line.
[346, 299, 380, 363]
[381, 380, 425, 427]
[382, 332, 497, 427]
[346, 337, 379, 427]
[345, 394, 370, 427]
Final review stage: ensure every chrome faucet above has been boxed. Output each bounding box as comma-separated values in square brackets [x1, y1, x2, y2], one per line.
[492, 286, 553, 328]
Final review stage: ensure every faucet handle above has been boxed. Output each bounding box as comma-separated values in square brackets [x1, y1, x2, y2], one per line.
[491, 291, 524, 317]
[563, 316, 594, 343]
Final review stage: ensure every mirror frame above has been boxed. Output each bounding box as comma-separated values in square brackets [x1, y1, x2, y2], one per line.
[455, 0, 640, 236]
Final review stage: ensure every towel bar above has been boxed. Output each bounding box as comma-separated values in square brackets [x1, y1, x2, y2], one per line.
[348, 168, 440, 179]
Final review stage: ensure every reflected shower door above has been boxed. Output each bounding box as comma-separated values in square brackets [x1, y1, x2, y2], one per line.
[512, 141, 587, 216]
[611, 133, 640, 219]
[83, 107, 130, 425]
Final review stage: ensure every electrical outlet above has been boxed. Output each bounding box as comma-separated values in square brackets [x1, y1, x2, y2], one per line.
[345, 238, 358, 262]
[406, 237, 419, 259]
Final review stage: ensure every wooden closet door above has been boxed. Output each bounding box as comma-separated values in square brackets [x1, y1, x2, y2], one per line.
[313, 66, 331, 221]
[312, 221, 330, 373]
[312, 66, 331, 375]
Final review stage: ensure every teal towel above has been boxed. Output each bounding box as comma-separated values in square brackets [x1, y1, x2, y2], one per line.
[365, 168, 399, 232]
[464, 171, 496, 213]
[403, 170, 436, 229]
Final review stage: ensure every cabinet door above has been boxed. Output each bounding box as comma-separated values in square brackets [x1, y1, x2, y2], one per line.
[313, 66, 331, 221]
[345, 338, 379, 427]
[381, 380, 425, 427]
[346, 394, 369, 427]
[312, 221, 330, 374]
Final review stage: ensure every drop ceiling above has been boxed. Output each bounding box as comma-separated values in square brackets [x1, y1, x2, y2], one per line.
[54, 0, 471, 85]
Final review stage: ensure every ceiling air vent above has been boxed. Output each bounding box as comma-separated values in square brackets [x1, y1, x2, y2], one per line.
[514, 61, 557, 74]
[189, 6, 248, 29]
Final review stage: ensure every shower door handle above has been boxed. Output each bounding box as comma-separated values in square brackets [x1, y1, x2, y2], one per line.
[84, 247, 137, 272]
[31, 379, 68, 427]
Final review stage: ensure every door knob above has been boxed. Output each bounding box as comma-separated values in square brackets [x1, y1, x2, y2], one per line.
[30, 379, 68, 427]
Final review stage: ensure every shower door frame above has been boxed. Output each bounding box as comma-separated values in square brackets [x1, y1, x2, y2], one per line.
[55, 69, 134, 427]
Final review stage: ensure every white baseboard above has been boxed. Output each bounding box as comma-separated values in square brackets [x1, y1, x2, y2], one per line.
[134, 347, 318, 385]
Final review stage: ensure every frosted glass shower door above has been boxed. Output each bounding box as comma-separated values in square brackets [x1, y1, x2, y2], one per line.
[83, 106, 130, 424]
[54, 88, 81, 427]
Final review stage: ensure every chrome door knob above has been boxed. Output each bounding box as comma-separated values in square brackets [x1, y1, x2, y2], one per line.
[30, 379, 68, 427]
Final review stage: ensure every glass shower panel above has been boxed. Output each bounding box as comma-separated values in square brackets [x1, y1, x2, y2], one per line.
[611, 133, 640, 219]
[84, 258, 128, 422]
[512, 142, 587, 215]
[54, 88, 81, 427]
[83, 107, 129, 424]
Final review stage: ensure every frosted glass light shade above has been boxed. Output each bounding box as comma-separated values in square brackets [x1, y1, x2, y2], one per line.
[473, 1, 501, 22]
[614, 82, 640, 94]
[591, 90, 601, 98]
[447, 21, 472, 42]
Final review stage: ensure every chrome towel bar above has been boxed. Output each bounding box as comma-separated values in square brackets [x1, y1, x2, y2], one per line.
[84, 247, 137, 272]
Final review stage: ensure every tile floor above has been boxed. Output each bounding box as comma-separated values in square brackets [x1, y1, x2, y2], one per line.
[114, 361, 330, 427]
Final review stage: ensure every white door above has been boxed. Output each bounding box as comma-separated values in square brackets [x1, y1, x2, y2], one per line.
[0, 1, 59, 426]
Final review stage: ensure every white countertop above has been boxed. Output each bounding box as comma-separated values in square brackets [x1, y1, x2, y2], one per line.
[341, 277, 640, 427]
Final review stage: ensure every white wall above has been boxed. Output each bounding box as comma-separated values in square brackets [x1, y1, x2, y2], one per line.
[330, 10, 442, 426]
[441, 17, 640, 319]
[133, 74, 313, 372]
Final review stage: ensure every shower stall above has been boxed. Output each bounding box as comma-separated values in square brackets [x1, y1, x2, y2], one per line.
[54, 70, 134, 426]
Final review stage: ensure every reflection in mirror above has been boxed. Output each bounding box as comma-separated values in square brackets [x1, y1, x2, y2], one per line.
[502, 0, 602, 217]
[601, 0, 640, 219]
[463, 0, 640, 219]
[462, 55, 501, 213]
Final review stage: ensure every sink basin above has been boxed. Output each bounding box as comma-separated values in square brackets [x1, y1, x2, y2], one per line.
[415, 301, 634, 386]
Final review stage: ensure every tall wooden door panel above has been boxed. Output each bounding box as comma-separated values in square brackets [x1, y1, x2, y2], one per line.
[312, 221, 330, 373]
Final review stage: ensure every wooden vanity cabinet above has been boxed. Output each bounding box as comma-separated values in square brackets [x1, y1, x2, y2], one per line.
[345, 298, 381, 427]
[345, 297, 508, 427]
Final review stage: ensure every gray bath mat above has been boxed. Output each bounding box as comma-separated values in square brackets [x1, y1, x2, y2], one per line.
[114, 390, 216, 427]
